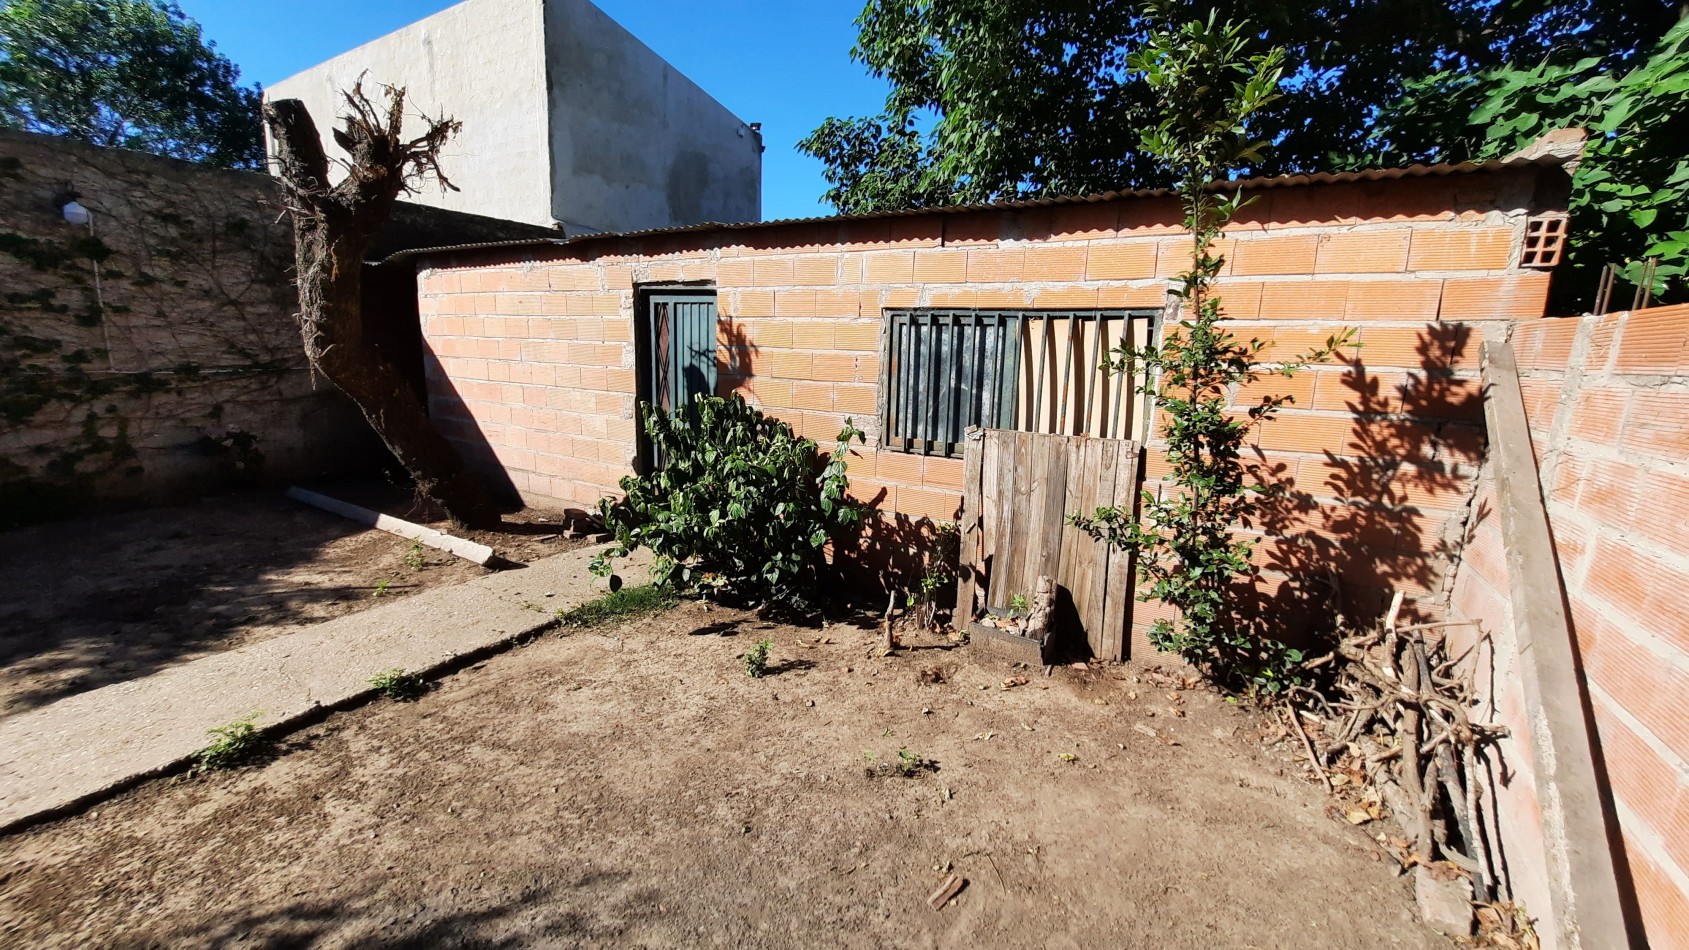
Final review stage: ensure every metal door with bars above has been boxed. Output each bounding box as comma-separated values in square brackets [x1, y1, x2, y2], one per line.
[645, 293, 718, 413]
[639, 292, 718, 469]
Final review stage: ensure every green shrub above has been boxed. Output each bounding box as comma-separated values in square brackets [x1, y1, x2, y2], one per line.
[594, 395, 864, 610]
[1069, 13, 1347, 694]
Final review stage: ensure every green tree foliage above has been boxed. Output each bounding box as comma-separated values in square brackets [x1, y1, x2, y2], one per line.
[1069, 11, 1351, 694]
[801, 1, 1679, 212]
[595, 395, 865, 611]
[0, 0, 263, 168]
[1364, 17, 1689, 304]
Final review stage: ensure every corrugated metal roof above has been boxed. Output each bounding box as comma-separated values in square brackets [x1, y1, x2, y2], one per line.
[382, 151, 1574, 265]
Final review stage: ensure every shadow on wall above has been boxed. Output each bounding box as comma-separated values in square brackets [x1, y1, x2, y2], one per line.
[421, 338, 523, 508]
[834, 505, 962, 615]
[1238, 322, 1487, 652]
[712, 313, 760, 408]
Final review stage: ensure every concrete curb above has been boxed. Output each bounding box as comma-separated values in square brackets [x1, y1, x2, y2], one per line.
[1482, 340, 1632, 949]
[0, 543, 650, 836]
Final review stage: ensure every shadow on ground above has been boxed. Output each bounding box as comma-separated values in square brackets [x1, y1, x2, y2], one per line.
[0, 481, 586, 718]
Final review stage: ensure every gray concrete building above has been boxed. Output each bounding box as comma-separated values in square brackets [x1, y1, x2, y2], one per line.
[266, 0, 762, 233]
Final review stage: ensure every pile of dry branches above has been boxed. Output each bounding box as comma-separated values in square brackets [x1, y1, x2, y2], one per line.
[1293, 594, 1510, 902]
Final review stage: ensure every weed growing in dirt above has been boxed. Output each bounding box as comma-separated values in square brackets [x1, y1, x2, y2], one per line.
[369, 668, 425, 701]
[373, 579, 391, 597]
[744, 638, 772, 678]
[556, 585, 676, 628]
[865, 747, 937, 779]
[192, 713, 265, 773]
[897, 748, 931, 776]
[903, 521, 958, 630]
[404, 541, 425, 570]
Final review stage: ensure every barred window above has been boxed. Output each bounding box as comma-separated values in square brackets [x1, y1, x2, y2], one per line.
[882, 309, 1159, 457]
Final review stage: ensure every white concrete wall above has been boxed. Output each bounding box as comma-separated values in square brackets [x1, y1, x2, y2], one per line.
[266, 0, 763, 234]
[266, 0, 553, 228]
[542, 0, 761, 233]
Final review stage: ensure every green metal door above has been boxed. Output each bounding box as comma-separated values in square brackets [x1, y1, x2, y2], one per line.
[648, 294, 718, 413]
[641, 293, 718, 471]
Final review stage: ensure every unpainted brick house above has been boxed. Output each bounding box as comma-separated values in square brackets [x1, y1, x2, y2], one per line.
[402, 151, 1574, 650]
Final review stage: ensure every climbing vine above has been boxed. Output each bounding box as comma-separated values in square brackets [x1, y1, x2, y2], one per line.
[1069, 11, 1353, 693]
[0, 138, 298, 524]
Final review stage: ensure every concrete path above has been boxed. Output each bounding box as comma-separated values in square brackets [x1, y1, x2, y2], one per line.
[0, 543, 650, 834]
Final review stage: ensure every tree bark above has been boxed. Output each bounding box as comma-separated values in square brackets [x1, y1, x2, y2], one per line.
[1024, 574, 1057, 645]
[263, 87, 500, 529]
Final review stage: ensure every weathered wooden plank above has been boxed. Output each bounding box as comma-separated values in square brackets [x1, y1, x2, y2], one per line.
[1018, 432, 1045, 595]
[955, 427, 986, 625]
[1016, 432, 1045, 601]
[1001, 430, 1034, 605]
[1074, 439, 1105, 653]
[1092, 439, 1124, 660]
[1105, 443, 1142, 660]
[980, 429, 1009, 610]
[1056, 436, 1086, 637]
[1032, 435, 1069, 586]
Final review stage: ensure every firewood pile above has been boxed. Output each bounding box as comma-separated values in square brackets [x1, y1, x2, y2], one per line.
[1293, 594, 1510, 904]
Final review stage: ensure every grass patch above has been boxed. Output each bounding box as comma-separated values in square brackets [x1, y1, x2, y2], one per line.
[556, 584, 676, 628]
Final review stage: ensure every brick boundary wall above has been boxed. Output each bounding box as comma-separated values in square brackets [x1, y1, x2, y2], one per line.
[0, 129, 382, 519]
[1447, 303, 1689, 948]
[416, 165, 1567, 652]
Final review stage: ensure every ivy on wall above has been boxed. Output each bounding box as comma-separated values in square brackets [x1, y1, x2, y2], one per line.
[0, 136, 301, 524]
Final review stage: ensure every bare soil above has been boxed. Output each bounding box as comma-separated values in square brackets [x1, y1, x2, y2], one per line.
[0, 482, 590, 718]
[0, 600, 1448, 949]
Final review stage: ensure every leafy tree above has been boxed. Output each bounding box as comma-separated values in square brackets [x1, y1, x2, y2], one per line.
[801, 1, 1680, 212]
[1069, 10, 1351, 694]
[0, 0, 263, 168]
[1364, 17, 1689, 305]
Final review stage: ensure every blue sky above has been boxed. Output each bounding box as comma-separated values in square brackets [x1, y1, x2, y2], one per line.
[176, 0, 891, 219]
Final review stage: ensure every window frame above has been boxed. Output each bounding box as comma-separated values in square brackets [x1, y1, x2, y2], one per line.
[878, 307, 1161, 458]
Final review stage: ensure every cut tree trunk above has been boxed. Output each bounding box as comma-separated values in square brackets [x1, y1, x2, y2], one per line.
[263, 88, 499, 529]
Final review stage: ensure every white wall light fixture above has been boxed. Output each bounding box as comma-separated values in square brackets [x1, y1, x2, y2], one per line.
[61, 200, 92, 226]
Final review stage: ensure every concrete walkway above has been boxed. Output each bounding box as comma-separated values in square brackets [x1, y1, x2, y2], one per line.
[0, 543, 650, 834]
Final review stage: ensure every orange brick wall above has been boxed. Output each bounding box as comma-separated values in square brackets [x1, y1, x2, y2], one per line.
[1444, 460, 1567, 941]
[417, 168, 1560, 637]
[1447, 303, 1689, 949]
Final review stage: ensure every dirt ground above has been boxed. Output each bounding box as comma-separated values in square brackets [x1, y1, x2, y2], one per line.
[0, 600, 1449, 949]
[0, 481, 590, 718]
